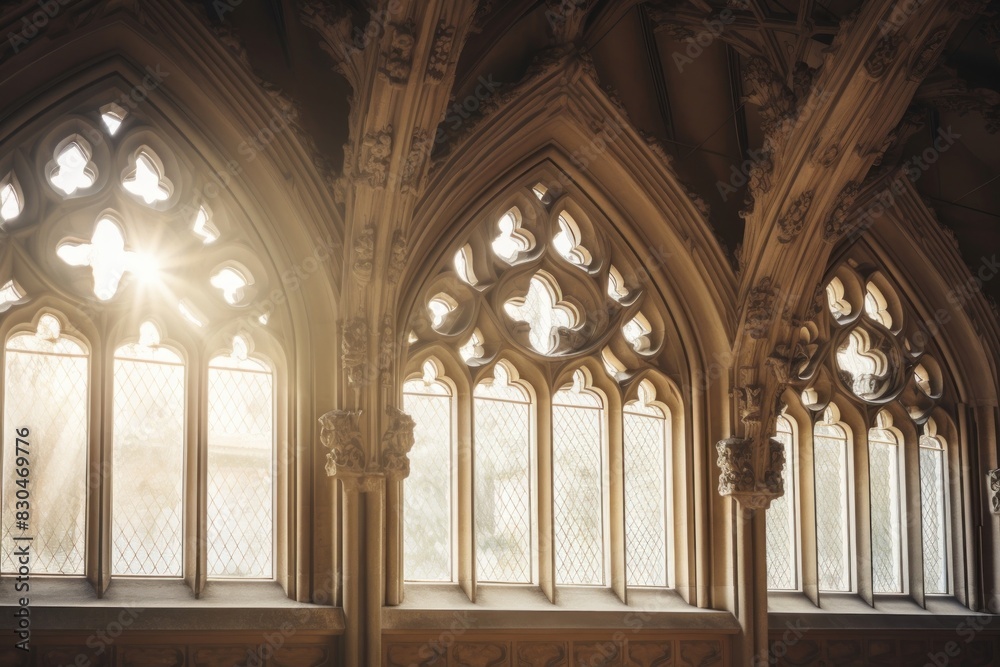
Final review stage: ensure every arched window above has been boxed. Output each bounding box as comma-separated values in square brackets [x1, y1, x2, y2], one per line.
[403, 360, 454, 582]
[112, 322, 184, 576]
[207, 335, 274, 579]
[766, 413, 797, 591]
[0, 101, 289, 591]
[814, 406, 852, 592]
[623, 381, 670, 588]
[402, 180, 683, 600]
[473, 362, 534, 584]
[868, 411, 904, 593]
[1, 314, 88, 575]
[771, 262, 962, 605]
[552, 369, 605, 586]
[920, 420, 949, 594]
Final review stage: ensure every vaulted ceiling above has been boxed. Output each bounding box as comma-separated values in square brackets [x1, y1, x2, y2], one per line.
[203, 0, 1000, 302]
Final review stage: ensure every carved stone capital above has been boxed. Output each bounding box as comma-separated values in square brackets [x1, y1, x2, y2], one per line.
[381, 406, 417, 481]
[319, 409, 366, 480]
[717, 437, 785, 510]
[746, 276, 778, 340]
[989, 469, 1000, 514]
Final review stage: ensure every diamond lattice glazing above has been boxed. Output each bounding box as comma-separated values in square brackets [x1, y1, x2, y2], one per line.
[112, 356, 184, 576]
[403, 381, 452, 581]
[869, 427, 902, 593]
[206, 365, 273, 578]
[920, 437, 948, 594]
[552, 388, 603, 586]
[814, 420, 850, 591]
[623, 401, 667, 587]
[2, 336, 87, 575]
[766, 417, 796, 590]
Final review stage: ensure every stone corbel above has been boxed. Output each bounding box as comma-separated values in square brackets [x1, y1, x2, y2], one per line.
[381, 406, 416, 481]
[320, 409, 382, 492]
[717, 436, 785, 510]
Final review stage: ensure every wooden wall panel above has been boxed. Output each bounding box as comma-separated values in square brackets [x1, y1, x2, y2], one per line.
[766, 630, 1000, 667]
[383, 632, 732, 667]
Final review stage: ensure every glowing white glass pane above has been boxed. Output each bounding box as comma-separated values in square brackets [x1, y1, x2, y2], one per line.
[210, 268, 249, 305]
[864, 285, 892, 328]
[123, 154, 171, 204]
[504, 275, 574, 354]
[491, 211, 527, 262]
[553, 214, 590, 267]
[920, 436, 948, 594]
[112, 355, 184, 576]
[459, 330, 484, 362]
[623, 315, 651, 353]
[474, 368, 531, 583]
[428, 297, 453, 328]
[624, 399, 667, 587]
[532, 183, 548, 200]
[836, 331, 883, 399]
[0, 281, 25, 309]
[1, 182, 20, 221]
[826, 279, 851, 318]
[50, 143, 95, 194]
[608, 265, 628, 301]
[454, 246, 477, 285]
[101, 102, 127, 135]
[814, 419, 850, 591]
[767, 417, 797, 590]
[1, 334, 87, 575]
[193, 207, 219, 244]
[57, 218, 136, 301]
[869, 426, 902, 593]
[207, 364, 273, 578]
[403, 381, 452, 581]
[552, 385, 603, 585]
[179, 301, 204, 327]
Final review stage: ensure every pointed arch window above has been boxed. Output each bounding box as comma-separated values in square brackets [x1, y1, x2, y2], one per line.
[207, 335, 274, 579]
[767, 413, 798, 591]
[814, 406, 852, 592]
[1, 315, 88, 575]
[623, 381, 670, 587]
[473, 362, 534, 584]
[552, 370, 605, 585]
[403, 360, 454, 582]
[112, 322, 185, 576]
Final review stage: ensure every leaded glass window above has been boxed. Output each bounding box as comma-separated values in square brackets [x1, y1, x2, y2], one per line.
[767, 414, 797, 590]
[552, 370, 605, 585]
[112, 322, 184, 576]
[473, 363, 532, 583]
[1, 315, 87, 575]
[868, 413, 903, 593]
[623, 382, 668, 587]
[207, 336, 274, 579]
[920, 422, 948, 595]
[403, 361, 453, 582]
[814, 407, 851, 592]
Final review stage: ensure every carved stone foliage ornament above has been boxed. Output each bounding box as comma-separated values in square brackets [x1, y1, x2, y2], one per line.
[865, 34, 899, 80]
[989, 469, 1000, 514]
[379, 315, 394, 386]
[426, 21, 456, 83]
[823, 181, 862, 242]
[716, 437, 785, 509]
[746, 276, 778, 340]
[378, 19, 416, 85]
[319, 409, 365, 479]
[358, 128, 393, 188]
[388, 230, 407, 283]
[342, 317, 369, 386]
[776, 189, 815, 243]
[381, 406, 416, 480]
[910, 28, 949, 81]
[400, 130, 431, 194]
[736, 384, 763, 425]
[352, 223, 375, 283]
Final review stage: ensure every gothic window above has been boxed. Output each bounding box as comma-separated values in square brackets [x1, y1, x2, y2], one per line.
[766, 414, 797, 590]
[1, 315, 88, 575]
[0, 102, 287, 591]
[403, 360, 454, 582]
[814, 406, 852, 592]
[207, 336, 274, 579]
[770, 262, 959, 603]
[402, 179, 681, 599]
[112, 322, 185, 576]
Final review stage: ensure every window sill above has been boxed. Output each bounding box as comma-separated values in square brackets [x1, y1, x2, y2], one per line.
[0, 577, 344, 632]
[384, 583, 740, 632]
[768, 591, 990, 630]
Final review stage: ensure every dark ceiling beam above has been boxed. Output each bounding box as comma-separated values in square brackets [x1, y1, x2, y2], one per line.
[638, 4, 676, 143]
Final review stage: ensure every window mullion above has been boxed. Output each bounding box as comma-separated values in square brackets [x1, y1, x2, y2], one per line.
[93, 338, 112, 596]
[187, 351, 207, 596]
[458, 387, 474, 601]
[608, 394, 625, 602]
[537, 390, 554, 602]
[856, 426, 873, 604]
[907, 433, 926, 606]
